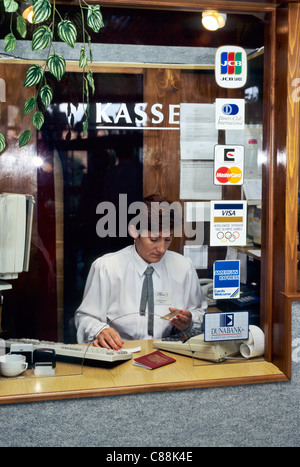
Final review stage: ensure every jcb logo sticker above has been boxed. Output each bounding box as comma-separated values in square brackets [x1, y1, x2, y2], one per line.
[215, 46, 247, 88]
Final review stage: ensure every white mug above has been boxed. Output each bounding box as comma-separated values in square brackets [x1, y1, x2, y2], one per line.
[0, 354, 28, 377]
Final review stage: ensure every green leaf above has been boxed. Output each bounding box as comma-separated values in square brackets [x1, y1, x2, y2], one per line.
[85, 102, 90, 118]
[32, 110, 44, 130]
[39, 84, 53, 108]
[84, 77, 89, 101]
[47, 53, 66, 81]
[4, 33, 16, 52]
[87, 69, 95, 94]
[24, 65, 44, 87]
[79, 46, 87, 69]
[83, 119, 88, 137]
[32, 25, 52, 50]
[24, 97, 37, 115]
[0, 133, 6, 153]
[57, 20, 77, 48]
[32, 0, 52, 24]
[88, 35, 93, 62]
[3, 0, 18, 13]
[19, 130, 32, 148]
[87, 5, 104, 33]
[17, 16, 27, 39]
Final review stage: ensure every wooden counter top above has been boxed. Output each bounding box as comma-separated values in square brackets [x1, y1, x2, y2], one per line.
[0, 338, 287, 404]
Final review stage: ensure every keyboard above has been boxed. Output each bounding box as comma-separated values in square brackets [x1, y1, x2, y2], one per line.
[4, 338, 133, 364]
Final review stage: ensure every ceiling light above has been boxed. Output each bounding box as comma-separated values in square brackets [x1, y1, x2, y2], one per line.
[202, 11, 227, 31]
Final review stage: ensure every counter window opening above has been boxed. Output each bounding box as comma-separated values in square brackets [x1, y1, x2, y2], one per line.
[0, 2, 298, 402]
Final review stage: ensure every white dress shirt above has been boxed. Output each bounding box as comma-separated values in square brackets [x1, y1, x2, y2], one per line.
[75, 244, 206, 343]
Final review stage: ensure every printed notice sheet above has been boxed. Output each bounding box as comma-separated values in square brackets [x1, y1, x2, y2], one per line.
[185, 202, 210, 222]
[184, 245, 208, 269]
[180, 103, 218, 160]
[180, 160, 222, 200]
[243, 179, 262, 200]
[225, 124, 262, 179]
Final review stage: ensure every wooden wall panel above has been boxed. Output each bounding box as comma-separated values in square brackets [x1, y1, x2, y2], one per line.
[143, 68, 181, 200]
[0, 64, 37, 194]
[0, 64, 40, 338]
[143, 68, 182, 252]
[0, 64, 58, 341]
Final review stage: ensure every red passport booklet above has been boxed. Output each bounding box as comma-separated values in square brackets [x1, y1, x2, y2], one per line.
[133, 350, 176, 369]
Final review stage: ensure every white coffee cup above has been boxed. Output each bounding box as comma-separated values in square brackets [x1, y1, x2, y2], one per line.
[0, 354, 28, 377]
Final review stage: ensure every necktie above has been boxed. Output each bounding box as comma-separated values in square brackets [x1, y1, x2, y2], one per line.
[139, 266, 154, 336]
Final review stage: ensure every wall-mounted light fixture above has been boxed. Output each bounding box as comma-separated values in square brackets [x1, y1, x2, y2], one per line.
[22, 3, 34, 23]
[202, 11, 227, 31]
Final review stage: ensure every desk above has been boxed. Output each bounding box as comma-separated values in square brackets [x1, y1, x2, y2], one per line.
[0, 339, 287, 404]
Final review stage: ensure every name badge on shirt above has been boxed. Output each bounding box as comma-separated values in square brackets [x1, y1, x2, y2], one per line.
[154, 291, 172, 305]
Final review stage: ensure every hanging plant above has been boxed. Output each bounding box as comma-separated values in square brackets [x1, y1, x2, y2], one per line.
[0, 0, 104, 151]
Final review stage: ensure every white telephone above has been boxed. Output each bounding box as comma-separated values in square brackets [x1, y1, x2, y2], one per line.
[199, 278, 213, 296]
[153, 325, 265, 363]
[199, 278, 215, 306]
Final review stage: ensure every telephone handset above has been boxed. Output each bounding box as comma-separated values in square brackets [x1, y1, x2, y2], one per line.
[199, 278, 213, 296]
[199, 278, 215, 306]
[153, 325, 265, 363]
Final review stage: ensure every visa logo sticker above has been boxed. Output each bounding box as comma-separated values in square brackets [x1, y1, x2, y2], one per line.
[215, 46, 247, 88]
[210, 200, 247, 246]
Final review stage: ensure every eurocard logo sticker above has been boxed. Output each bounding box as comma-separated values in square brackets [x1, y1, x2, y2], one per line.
[214, 145, 244, 186]
[215, 46, 247, 88]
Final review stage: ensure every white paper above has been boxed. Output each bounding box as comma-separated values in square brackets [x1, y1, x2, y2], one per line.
[225, 247, 239, 260]
[125, 346, 141, 353]
[180, 103, 218, 160]
[185, 202, 210, 222]
[238, 251, 247, 284]
[180, 161, 222, 200]
[226, 124, 263, 179]
[243, 179, 262, 200]
[184, 245, 208, 269]
[247, 249, 261, 258]
[239, 325, 264, 358]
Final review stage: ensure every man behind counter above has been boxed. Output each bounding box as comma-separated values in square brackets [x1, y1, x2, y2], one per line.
[75, 194, 206, 350]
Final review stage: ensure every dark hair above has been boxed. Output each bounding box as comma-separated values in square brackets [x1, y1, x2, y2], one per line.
[142, 193, 180, 233]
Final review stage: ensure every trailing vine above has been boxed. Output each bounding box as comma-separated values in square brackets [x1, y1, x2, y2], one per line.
[0, 0, 104, 150]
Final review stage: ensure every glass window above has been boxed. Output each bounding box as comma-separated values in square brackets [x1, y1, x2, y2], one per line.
[0, 5, 279, 390]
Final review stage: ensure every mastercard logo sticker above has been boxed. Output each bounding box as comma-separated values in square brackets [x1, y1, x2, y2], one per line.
[215, 166, 242, 184]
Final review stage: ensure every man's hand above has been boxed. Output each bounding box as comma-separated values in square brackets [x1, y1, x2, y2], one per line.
[93, 327, 124, 350]
[169, 308, 192, 331]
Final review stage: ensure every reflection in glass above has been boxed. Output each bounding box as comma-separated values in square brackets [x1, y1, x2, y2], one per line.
[0, 11, 265, 372]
